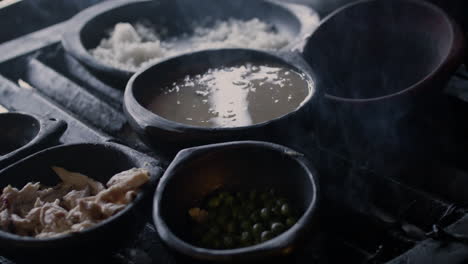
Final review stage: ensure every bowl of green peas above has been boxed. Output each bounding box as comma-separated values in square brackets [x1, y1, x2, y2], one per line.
[153, 141, 319, 262]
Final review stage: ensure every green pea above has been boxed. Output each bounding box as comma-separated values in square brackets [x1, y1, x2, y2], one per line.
[235, 191, 244, 200]
[268, 188, 276, 196]
[226, 222, 237, 233]
[207, 210, 217, 221]
[232, 206, 241, 219]
[265, 199, 276, 209]
[249, 190, 257, 201]
[216, 214, 228, 226]
[209, 226, 221, 236]
[276, 198, 286, 207]
[261, 230, 273, 242]
[218, 191, 229, 200]
[208, 197, 221, 208]
[240, 220, 252, 231]
[238, 209, 249, 220]
[250, 211, 261, 222]
[225, 195, 234, 206]
[213, 239, 222, 249]
[252, 223, 264, 236]
[193, 189, 297, 249]
[223, 236, 235, 248]
[260, 208, 270, 220]
[271, 205, 281, 216]
[220, 204, 230, 213]
[201, 234, 212, 246]
[281, 204, 291, 216]
[245, 202, 256, 214]
[271, 222, 285, 235]
[260, 192, 269, 202]
[286, 217, 297, 227]
[240, 231, 252, 244]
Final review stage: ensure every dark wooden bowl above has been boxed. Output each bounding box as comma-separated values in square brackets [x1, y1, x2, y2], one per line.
[153, 141, 319, 262]
[301, 0, 466, 172]
[0, 112, 67, 169]
[124, 48, 318, 154]
[0, 142, 163, 261]
[62, 0, 319, 81]
[303, 0, 465, 102]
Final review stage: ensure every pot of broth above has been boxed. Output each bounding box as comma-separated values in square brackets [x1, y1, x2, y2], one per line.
[124, 49, 317, 153]
[145, 63, 312, 128]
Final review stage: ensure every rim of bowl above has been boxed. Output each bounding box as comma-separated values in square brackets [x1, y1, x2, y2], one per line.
[124, 48, 317, 132]
[304, 0, 464, 103]
[0, 142, 161, 243]
[153, 140, 319, 260]
[0, 112, 63, 161]
[62, 0, 319, 78]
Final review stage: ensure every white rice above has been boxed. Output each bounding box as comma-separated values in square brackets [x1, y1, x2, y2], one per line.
[89, 19, 290, 72]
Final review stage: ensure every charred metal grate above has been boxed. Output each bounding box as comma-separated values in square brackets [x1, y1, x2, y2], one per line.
[1, 1, 468, 263]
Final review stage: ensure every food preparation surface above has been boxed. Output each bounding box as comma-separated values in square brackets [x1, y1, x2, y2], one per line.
[1, 1, 468, 263]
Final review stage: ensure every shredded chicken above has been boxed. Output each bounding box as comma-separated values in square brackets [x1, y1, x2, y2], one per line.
[0, 167, 149, 238]
[62, 187, 91, 210]
[52, 167, 104, 194]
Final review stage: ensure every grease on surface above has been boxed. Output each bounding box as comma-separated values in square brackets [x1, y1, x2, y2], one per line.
[145, 63, 313, 128]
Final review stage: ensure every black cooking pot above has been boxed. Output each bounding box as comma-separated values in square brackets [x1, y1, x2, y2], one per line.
[0, 142, 162, 261]
[153, 141, 319, 262]
[62, 0, 319, 81]
[124, 48, 319, 154]
[302, 0, 465, 173]
[0, 112, 67, 169]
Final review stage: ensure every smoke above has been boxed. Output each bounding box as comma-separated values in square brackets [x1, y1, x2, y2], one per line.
[302, 0, 452, 178]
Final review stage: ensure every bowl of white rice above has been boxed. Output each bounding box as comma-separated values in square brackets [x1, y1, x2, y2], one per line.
[62, 0, 319, 80]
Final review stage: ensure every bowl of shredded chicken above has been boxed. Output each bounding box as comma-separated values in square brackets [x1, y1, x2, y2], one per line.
[0, 167, 149, 238]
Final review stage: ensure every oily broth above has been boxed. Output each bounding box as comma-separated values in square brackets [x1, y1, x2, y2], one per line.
[145, 63, 313, 128]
